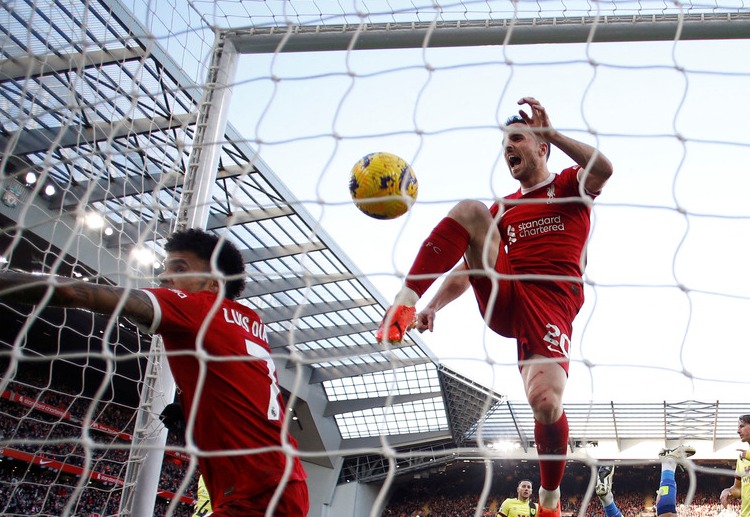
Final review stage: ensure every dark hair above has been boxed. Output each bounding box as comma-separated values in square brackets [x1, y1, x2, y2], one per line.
[504, 115, 551, 160]
[518, 479, 533, 487]
[164, 228, 246, 300]
[740, 415, 750, 425]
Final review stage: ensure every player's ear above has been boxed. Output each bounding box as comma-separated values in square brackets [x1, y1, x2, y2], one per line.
[208, 279, 220, 294]
[539, 141, 549, 160]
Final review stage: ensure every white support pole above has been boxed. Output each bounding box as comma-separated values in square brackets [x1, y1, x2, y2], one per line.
[119, 32, 239, 516]
[119, 337, 176, 515]
[179, 31, 239, 231]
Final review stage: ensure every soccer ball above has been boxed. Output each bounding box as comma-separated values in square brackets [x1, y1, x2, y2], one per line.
[348, 152, 418, 220]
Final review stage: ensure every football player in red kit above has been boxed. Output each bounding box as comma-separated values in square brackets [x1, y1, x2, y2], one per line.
[377, 97, 613, 517]
[0, 229, 308, 516]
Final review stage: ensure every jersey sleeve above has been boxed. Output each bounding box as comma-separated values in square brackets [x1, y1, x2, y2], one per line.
[139, 288, 209, 348]
[136, 289, 161, 335]
[567, 164, 602, 199]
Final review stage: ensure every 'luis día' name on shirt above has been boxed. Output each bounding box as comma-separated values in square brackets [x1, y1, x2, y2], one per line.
[223, 307, 268, 342]
[166, 288, 269, 342]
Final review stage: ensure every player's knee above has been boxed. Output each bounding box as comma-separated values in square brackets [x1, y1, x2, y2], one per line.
[448, 200, 491, 225]
[527, 391, 562, 424]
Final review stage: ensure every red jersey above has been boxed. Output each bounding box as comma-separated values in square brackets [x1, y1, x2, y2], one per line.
[491, 165, 597, 280]
[141, 288, 307, 509]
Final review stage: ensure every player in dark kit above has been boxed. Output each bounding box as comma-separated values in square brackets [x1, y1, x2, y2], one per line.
[0, 229, 308, 516]
[377, 97, 613, 517]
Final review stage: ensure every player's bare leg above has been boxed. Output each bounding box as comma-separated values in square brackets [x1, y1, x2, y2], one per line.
[379, 199, 500, 342]
[449, 199, 502, 273]
[522, 356, 568, 516]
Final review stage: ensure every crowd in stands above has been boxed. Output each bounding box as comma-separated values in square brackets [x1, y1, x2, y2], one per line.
[0, 468, 122, 515]
[383, 461, 740, 517]
[0, 368, 198, 516]
[2, 367, 746, 517]
[384, 489, 738, 517]
[6, 371, 136, 436]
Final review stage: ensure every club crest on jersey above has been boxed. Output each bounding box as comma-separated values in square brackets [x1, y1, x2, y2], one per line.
[546, 184, 555, 204]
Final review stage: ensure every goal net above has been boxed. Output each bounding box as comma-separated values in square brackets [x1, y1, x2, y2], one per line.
[1, 0, 749, 515]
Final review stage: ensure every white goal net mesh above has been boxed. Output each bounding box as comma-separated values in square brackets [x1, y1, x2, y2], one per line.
[1, 0, 749, 515]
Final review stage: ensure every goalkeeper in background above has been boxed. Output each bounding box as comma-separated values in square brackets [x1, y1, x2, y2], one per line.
[595, 445, 695, 517]
[720, 414, 750, 517]
[377, 96, 613, 517]
[499, 479, 538, 517]
[0, 228, 308, 516]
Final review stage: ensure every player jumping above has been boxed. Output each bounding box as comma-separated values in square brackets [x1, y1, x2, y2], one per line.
[377, 96, 613, 517]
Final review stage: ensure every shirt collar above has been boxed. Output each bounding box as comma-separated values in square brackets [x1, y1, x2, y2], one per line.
[521, 173, 554, 195]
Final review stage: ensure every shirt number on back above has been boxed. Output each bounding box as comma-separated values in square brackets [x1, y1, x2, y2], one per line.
[245, 340, 281, 421]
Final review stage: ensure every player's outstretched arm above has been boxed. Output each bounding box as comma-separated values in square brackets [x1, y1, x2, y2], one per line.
[0, 271, 155, 328]
[516, 96, 613, 194]
[415, 263, 471, 333]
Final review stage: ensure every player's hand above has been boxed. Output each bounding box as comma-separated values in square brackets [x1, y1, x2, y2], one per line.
[517, 97, 557, 141]
[737, 449, 748, 460]
[720, 488, 733, 506]
[415, 307, 436, 333]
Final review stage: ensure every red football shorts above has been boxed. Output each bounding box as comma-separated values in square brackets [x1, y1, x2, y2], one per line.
[467, 250, 584, 375]
[211, 480, 309, 516]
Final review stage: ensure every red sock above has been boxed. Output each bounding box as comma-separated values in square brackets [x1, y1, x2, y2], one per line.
[534, 412, 569, 491]
[405, 217, 470, 298]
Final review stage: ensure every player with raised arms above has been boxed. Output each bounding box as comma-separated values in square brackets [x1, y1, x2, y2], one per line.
[377, 96, 614, 517]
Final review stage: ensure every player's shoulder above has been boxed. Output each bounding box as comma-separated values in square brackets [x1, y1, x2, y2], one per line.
[145, 288, 254, 315]
[555, 165, 581, 182]
[145, 287, 214, 304]
[553, 165, 593, 196]
[145, 286, 189, 298]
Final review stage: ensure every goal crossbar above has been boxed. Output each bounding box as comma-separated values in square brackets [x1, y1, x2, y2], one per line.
[227, 12, 750, 54]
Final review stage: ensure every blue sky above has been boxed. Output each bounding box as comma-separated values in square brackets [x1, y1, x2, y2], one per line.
[225, 36, 750, 403]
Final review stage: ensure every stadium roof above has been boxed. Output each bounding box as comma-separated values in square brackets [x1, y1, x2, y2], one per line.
[0, 0, 492, 457]
[1, 0, 748, 482]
